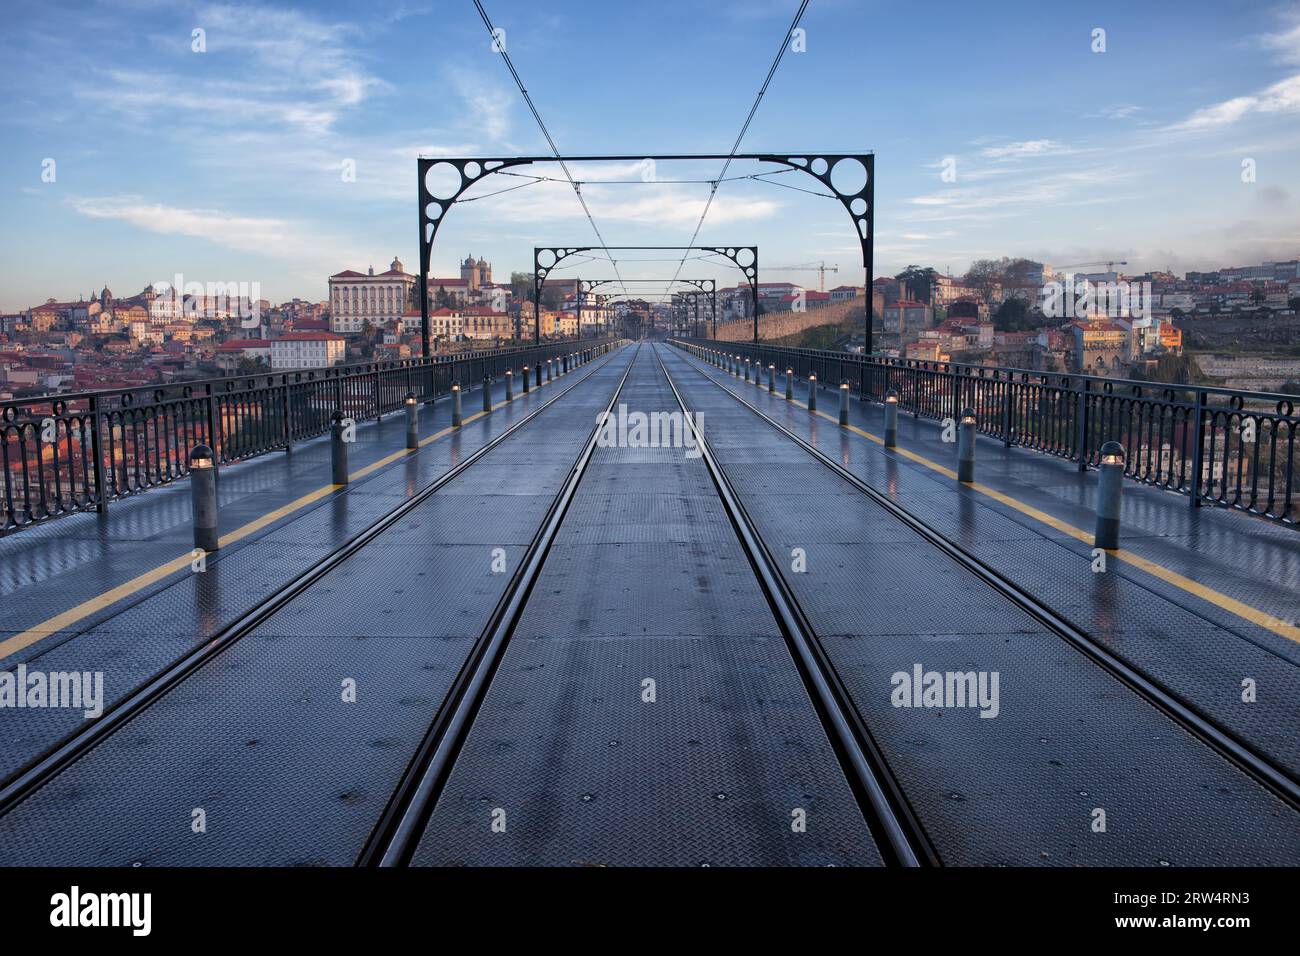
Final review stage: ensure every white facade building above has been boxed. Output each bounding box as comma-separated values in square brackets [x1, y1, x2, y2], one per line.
[329, 257, 416, 335]
[270, 332, 347, 369]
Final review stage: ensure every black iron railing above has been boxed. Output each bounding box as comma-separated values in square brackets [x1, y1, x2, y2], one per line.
[0, 339, 616, 536]
[674, 338, 1299, 527]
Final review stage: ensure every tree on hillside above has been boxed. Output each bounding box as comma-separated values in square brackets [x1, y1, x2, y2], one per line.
[991, 297, 1037, 332]
[965, 257, 1043, 298]
[965, 259, 1003, 299]
[895, 265, 938, 305]
[1130, 353, 1212, 387]
[541, 286, 564, 311]
[510, 272, 532, 301]
[1001, 258, 1043, 284]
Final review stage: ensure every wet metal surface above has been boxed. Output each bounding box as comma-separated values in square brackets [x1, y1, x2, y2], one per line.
[670, 347, 1300, 783]
[0, 348, 636, 865]
[661, 344, 1300, 865]
[412, 346, 883, 867]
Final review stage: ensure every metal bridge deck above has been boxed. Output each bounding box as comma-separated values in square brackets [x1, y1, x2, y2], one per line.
[0, 348, 635, 865]
[0, 341, 1298, 866]
[0, 354, 616, 779]
[410, 345, 883, 866]
[669, 347, 1300, 788]
[660, 345, 1300, 865]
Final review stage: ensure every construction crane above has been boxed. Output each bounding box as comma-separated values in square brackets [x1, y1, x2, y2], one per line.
[769, 261, 840, 291]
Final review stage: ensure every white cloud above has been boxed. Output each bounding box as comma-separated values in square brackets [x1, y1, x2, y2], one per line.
[71, 195, 364, 265]
[1260, 18, 1300, 65]
[76, 4, 388, 135]
[1165, 74, 1300, 131]
[979, 139, 1073, 159]
[1167, 13, 1300, 131]
[1097, 104, 1142, 120]
[447, 70, 514, 141]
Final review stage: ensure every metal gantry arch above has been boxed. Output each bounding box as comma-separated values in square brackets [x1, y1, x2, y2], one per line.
[575, 278, 716, 339]
[533, 246, 754, 346]
[672, 282, 718, 338]
[416, 153, 873, 354]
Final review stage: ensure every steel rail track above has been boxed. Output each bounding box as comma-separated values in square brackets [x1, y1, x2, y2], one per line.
[366, 344, 642, 866]
[669, 342, 1300, 814]
[0, 345, 628, 819]
[653, 344, 934, 867]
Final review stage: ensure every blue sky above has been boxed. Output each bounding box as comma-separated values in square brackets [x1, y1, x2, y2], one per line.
[1, 0, 1298, 310]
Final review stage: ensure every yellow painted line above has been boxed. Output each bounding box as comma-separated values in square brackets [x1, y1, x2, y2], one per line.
[0, 366, 585, 661]
[713, 363, 1300, 645]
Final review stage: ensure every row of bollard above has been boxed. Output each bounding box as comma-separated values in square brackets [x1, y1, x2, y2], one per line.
[684, 341, 1127, 552]
[187, 343, 615, 553]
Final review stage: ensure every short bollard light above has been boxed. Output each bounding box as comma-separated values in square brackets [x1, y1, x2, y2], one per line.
[546, 359, 553, 382]
[482, 375, 492, 413]
[405, 392, 419, 449]
[884, 389, 899, 448]
[744, 359, 751, 382]
[808, 374, 818, 411]
[839, 382, 850, 426]
[535, 363, 542, 388]
[767, 364, 776, 393]
[522, 365, 530, 393]
[733, 355, 740, 375]
[330, 410, 349, 485]
[785, 368, 795, 401]
[189, 444, 219, 552]
[957, 406, 977, 483]
[1094, 441, 1126, 550]
[506, 369, 514, 401]
[451, 383, 463, 427]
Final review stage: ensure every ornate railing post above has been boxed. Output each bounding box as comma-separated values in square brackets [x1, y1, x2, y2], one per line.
[282, 381, 293, 453]
[1001, 373, 1014, 448]
[1189, 390, 1208, 508]
[204, 383, 219, 462]
[1075, 379, 1091, 471]
[89, 394, 108, 513]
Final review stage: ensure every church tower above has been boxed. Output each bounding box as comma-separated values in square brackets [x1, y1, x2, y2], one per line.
[461, 254, 479, 291]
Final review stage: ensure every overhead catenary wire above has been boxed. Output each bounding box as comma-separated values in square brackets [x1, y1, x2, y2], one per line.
[668, 0, 812, 287]
[472, 0, 629, 293]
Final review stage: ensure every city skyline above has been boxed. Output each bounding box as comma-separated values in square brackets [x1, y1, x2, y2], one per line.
[2, 0, 1300, 311]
